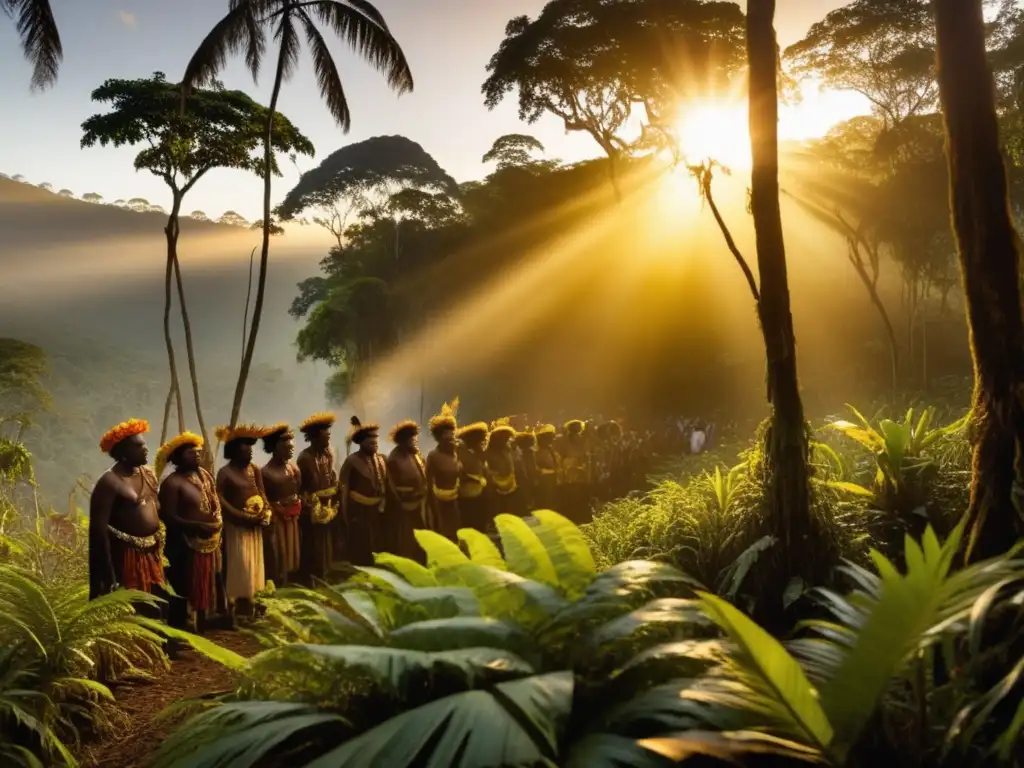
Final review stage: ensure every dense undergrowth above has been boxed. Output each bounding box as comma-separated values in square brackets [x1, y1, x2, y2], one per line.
[0, 402, 1020, 766]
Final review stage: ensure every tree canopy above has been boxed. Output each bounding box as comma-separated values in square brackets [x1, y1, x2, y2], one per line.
[80, 72, 315, 197]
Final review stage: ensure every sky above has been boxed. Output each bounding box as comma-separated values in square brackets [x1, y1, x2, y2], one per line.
[0, 0, 863, 221]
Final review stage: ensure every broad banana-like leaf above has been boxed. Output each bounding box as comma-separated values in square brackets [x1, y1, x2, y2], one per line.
[494, 514, 560, 587]
[352, 567, 479, 627]
[587, 598, 713, 651]
[152, 701, 349, 768]
[639, 730, 823, 764]
[373, 552, 439, 586]
[457, 527, 507, 569]
[564, 733, 675, 767]
[246, 645, 535, 706]
[388, 617, 534, 659]
[136, 617, 248, 672]
[585, 561, 704, 605]
[445, 562, 569, 625]
[697, 592, 834, 755]
[531, 510, 597, 597]
[303, 671, 572, 767]
[413, 528, 470, 570]
[595, 642, 722, 712]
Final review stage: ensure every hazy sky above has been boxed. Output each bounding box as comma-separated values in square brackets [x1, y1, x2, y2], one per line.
[0, 0, 857, 220]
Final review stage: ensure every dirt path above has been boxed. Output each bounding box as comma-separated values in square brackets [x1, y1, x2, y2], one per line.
[79, 630, 263, 768]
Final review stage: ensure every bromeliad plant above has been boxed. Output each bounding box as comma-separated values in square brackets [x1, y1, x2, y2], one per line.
[826, 405, 968, 546]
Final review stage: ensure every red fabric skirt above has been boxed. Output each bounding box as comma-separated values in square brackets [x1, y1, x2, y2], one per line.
[119, 546, 164, 593]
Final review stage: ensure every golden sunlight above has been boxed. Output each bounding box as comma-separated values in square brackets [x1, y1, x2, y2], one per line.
[674, 100, 751, 169]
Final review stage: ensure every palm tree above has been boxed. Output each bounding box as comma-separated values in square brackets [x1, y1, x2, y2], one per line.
[746, 0, 813, 593]
[181, 0, 414, 428]
[933, 0, 1024, 562]
[3, 0, 62, 90]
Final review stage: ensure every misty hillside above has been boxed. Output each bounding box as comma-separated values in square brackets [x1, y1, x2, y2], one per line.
[0, 177, 332, 497]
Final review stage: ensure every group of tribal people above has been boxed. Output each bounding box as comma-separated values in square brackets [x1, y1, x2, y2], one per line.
[87, 401, 653, 632]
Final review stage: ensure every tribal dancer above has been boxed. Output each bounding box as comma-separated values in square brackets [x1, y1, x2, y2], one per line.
[156, 432, 221, 631]
[296, 412, 338, 581]
[90, 419, 165, 607]
[560, 419, 592, 524]
[513, 429, 538, 514]
[261, 424, 302, 585]
[426, 401, 460, 540]
[215, 424, 271, 619]
[486, 418, 519, 518]
[385, 419, 426, 560]
[339, 417, 387, 567]
[456, 420, 490, 533]
[534, 424, 561, 511]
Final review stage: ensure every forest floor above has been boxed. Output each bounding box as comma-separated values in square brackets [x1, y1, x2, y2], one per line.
[78, 629, 263, 768]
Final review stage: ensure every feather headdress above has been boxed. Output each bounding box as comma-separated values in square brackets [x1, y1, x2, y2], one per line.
[99, 418, 149, 454]
[299, 412, 336, 433]
[428, 397, 459, 434]
[154, 431, 203, 478]
[347, 415, 379, 444]
[489, 416, 516, 440]
[389, 419, 420, 443]
[564, 419, 585, 434]
[214, 423, 266, 444]
[262, 423, 294, 452]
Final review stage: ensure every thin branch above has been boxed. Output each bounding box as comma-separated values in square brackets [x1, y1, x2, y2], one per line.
[691, 163, 760, 303]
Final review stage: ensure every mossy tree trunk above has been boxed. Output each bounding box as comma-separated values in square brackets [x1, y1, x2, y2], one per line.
[934, 0, 1024, 562]
[747, 0, 812, 572]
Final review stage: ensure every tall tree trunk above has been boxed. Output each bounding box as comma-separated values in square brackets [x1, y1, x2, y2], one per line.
[163, 212, 185, 440]
[747, 0, 812, 573]
[228, 25, 289, 428]
[169, 191, 213, 471]
[934, 0, 1024, 562]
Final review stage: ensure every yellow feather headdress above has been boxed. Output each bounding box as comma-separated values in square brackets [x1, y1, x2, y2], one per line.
[564, 419, 585, 434]
[347, 415, 380, 444]
[154, 431, 203, 479]
[99, 418, 149, 453]
[428, 397, 459, 434]
[298, 411, 336, 433]
[489, 416, 516, 440]
[513, 429, 536, 448]
[456, 421, 489, 440]
[262, 423, 294, 451]
[389, 419, 420, 443]
[535, 423, 556, 437]
[214, 423, 267, 444]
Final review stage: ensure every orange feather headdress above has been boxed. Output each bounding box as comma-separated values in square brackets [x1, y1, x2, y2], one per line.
[99, 419, 149, 453]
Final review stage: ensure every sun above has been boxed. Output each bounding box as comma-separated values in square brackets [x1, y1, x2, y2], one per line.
[673, 100, 751, 170]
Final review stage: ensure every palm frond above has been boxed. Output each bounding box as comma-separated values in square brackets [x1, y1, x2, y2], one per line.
[312, 0, 413, 93]
[182, 1, 266, 89]
[297, 8, 351, 129]
[5, 0, 62, 90]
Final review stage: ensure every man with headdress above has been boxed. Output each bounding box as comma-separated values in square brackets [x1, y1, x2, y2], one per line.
[513, 429, 538, 514]
[215, 423, 271, 620]
[90, 419, 165, 605]
[156, 431, 222, 631]
[426, 401, 461, 540]
[261, 424, 302, 585]
[385, 419, 426, 560]
[339, 416, 387, 567]
[296, 412, 338, 581]
[486, 418, 519, 518]
[559, 419, 592, 524]
[456, 420, 490, 533]
[533, 424, 561, 511]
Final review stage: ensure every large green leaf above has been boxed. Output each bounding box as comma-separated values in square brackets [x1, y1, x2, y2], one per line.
[152, 701, 349, 767]
[531, 510, 597, 597]
[352, 567, 480, 627]
[388, 617, 534, 659]
[494, 514, 560, 587]
[136, 617, 248, 672]
[564, 733, 675, 767]
[585, 561, 704, 605]
[373, 552, 439, 586]
[444, 563, 569, 625]
[697, 592, 834, 754]
[820, 529, 957, 755]
[246, 645, 534, 703]
[639, 730, 823, 764]
[588, 598, 714, 653]
[413, 529, 470, 570]
[457, 528, 507, 569]
[303, 671, 573, 767]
